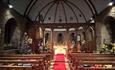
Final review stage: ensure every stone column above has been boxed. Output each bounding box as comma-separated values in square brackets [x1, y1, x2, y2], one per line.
[0, 26, 4, 55]
[66, 28, 70, 58]
[51, 28, 54, 56]
[42, 28, 45, 52]
[42, 28, 45, 46]
[75, 28, 81, 53]
[51, 28, 54, 50]
[0, 28, 2, 54]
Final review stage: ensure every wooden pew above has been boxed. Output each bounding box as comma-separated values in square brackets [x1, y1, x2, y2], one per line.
[69, 53, 115, 70]
[0, 56, 46, 70]
[0, 59, 44, 70]
[0, 53, 52, 70]
[1, 53, 52, 63]
[79, 67, 115, 70]
[71, 53, 115, 57]
[0, 66, 32, 70]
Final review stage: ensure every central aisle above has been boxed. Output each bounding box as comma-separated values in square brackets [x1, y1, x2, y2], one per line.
[52, 54, 66, 70]
[49, 45, 70, 70]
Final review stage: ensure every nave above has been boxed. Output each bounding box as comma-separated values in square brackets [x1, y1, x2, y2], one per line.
[0, 45, 70, 70]
[0, 0, 115, 70]
[1, 45, 115, 70]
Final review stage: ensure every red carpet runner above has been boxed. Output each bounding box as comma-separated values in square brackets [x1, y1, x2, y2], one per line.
[52, 54, 66, 70]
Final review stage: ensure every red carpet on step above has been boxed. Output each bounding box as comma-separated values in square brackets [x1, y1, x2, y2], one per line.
[52, 54, 66, 70]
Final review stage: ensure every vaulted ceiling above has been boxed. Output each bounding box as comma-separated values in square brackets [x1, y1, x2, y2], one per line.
[9, 0, 112, 23]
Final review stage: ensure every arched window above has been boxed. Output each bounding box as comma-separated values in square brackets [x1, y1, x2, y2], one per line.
[104, 16, 115, 43]
[57, 33, 63, 44]
[70, 33, 76, 43]
[85, 27, 93, 41]
[77, 34, 81, 42]
[45, 33, 49, 44]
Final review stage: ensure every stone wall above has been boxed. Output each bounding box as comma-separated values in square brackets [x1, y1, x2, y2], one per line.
[0, 2, 28, 54]
[95, 5, 115, 51]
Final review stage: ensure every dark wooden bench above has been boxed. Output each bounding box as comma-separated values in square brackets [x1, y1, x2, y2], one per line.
[0, 58, 44, 70]
[0, 53, 52, 70]
[79, 67, 115, 70]
[71, 53, 115, 57]
[69, 53, 115, 70]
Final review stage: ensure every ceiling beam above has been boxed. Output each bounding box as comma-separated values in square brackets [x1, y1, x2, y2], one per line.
[43, 2, 56, 22]
[67, 0, 87, 22]
[35, 1, 54, 21]
[84, 0, 95, 16]
[54, 2, 59, 23]
[64, 2, 79, 23]
[24, 0, 33, 16]
[26, 0, 38, 16]
[88, 0, 98, 15]
[61, 1, 67, 23]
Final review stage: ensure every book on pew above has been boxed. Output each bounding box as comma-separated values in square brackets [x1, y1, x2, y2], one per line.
[23, 63, 32, 66]
[83, 64, 91, 67]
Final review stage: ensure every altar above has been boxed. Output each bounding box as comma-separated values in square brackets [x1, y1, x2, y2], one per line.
[54, 45, 67, 55]
[26, 23, 96, 53]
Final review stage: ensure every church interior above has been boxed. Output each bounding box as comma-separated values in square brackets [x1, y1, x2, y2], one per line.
[0, 0, 115, 70]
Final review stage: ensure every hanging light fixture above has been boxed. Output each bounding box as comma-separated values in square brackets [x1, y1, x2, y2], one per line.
[8, 4, 13, 8]
[108, 2, 114, 6]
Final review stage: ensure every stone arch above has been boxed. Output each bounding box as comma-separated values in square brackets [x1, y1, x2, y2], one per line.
[70, 32, 76, 42]
[76, 34, 81, 42]
[45, 33, 50, 44]
[4, 18, 17, 44]
[77, 26, 86, 42]
[85, 26, 94, 41]
[57, 33, 63, 44]
[104, 16, 115, 43]
[89, 26, 95, 40]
